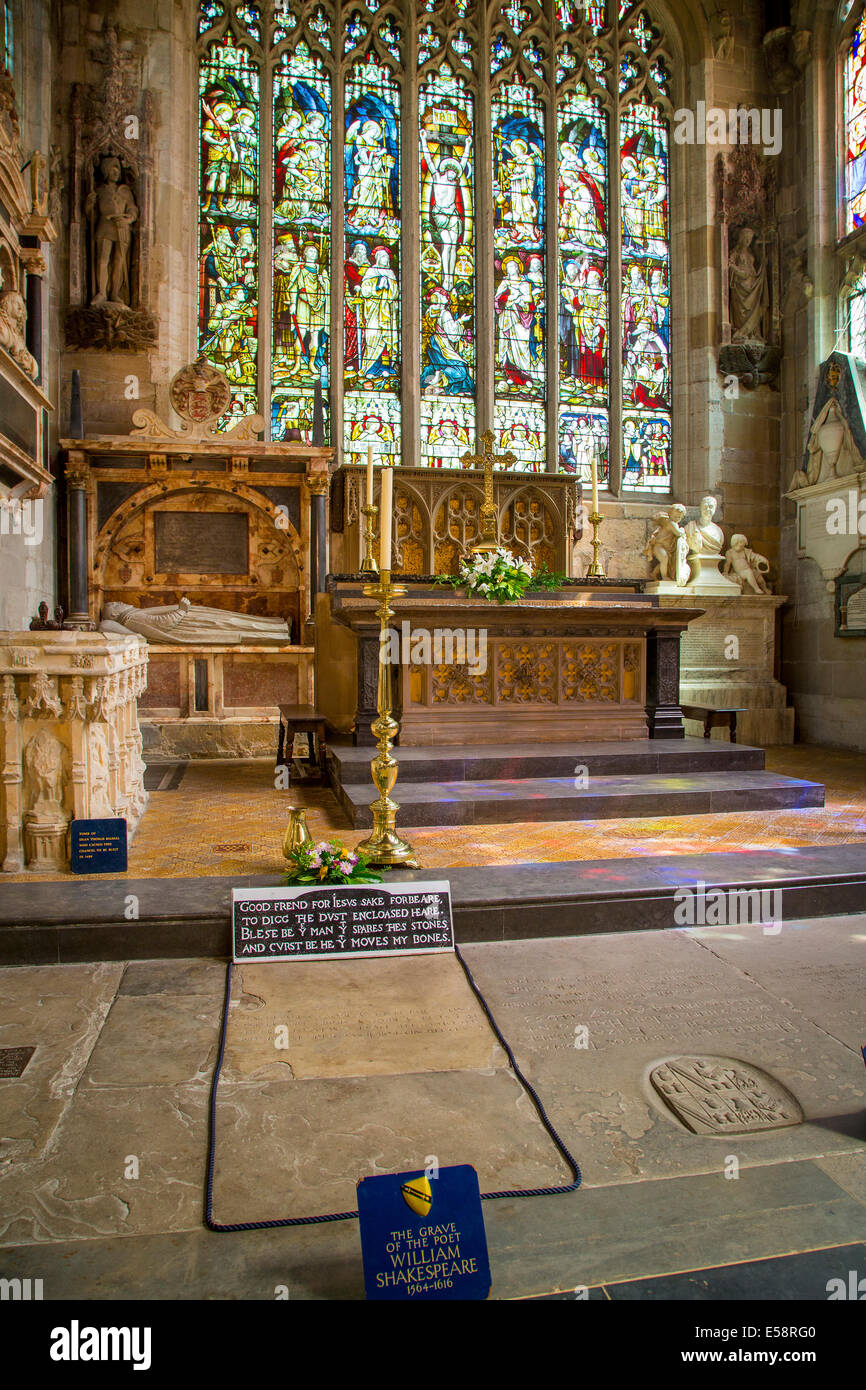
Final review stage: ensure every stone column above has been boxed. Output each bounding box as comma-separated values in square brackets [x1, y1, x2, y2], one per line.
[20, 244, 46, 384]
[64, 453, 94, 630]
[645, 627, 685, 739]
[306, 472, 329, 626]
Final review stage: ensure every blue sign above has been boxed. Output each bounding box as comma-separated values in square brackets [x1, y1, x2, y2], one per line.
[70, 818, 128, 874]
[357, 1164, 491, 1301]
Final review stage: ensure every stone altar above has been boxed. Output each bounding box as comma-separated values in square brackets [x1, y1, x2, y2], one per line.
[0, 632, 148, 872]
[317, 578, 701, 745]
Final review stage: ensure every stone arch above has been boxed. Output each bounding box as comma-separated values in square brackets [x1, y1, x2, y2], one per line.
[92, 479, 306, 633]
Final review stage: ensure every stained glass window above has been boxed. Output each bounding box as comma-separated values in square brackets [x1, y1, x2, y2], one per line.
[419, 63, 475, 467]
[272, 41, 332, 441]
[845, 14, 866, 234]
[492, 75, 546, 471]
[198, 28, 261, 427]
[558, 84, 609, 482]
[847, 267, 866, 359]
[3, 1, 13, 73]
[196, 2, 676, 493]
[344, 53, 402, 468]
[620, 98, 671, 492]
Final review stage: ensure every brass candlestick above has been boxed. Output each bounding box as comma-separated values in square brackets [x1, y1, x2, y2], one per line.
[585, 510, 605, 577]
[360, 502, 379, 573]
[355, 569, 419, 868]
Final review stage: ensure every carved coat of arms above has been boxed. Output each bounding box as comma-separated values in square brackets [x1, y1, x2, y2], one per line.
[650, 1056, 802, 1135]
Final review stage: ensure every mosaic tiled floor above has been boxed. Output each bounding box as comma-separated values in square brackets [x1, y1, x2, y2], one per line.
[8, 745, 866, 882]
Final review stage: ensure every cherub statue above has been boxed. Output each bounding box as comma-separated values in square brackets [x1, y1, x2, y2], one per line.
[644, 503, 689, 586]
[723, 534, 771, 593]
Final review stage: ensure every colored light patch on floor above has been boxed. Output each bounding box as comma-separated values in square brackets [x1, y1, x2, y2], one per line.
[5, 746, 866, 882]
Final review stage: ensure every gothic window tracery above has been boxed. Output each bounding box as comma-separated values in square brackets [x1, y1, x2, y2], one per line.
[197, 0, 674, 492]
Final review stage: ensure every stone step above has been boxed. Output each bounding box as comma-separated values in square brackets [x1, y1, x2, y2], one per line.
[3, 843, 862, 964]
[329, 736, 765, 786]
[335, 769, 824, 829]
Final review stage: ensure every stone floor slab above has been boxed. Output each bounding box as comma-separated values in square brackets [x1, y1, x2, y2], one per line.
[224, 955, 506, 1082]
[0, 963, 123, 1164]
[209, 1070, 571, 1227]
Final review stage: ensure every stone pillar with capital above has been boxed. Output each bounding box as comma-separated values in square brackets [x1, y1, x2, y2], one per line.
[20, 242, 46, 383]
[64, 453, 94, 631]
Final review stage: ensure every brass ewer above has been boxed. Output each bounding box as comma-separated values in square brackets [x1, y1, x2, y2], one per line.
[355, 570, 419, 868]
[282, 806, 312, 860]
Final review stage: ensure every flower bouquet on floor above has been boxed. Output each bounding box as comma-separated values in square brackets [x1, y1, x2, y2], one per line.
[438, 547, 565, 604]
[284, 839, 382, 885]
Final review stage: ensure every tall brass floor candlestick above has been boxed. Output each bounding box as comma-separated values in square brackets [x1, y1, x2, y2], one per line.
[355, 570, 419, 868]
[360, 503, 378, 573]
[584, 510, 606, 577]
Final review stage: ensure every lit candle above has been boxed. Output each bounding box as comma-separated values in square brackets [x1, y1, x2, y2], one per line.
[379, 464, 393, 571]
[366, 445, 374, 506]
[590, 451, 599, 515]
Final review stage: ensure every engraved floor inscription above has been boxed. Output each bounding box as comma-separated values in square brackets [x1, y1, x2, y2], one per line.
[222, 956, 506, 1081]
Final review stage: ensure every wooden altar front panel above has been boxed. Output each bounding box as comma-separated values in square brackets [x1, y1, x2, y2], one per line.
[399, 633, 645, 744]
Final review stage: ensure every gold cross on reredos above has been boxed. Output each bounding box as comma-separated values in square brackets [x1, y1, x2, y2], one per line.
[460, 428, 516, 552]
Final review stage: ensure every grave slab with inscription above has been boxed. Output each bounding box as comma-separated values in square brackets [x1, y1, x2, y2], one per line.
[224, 954, 506, 1081]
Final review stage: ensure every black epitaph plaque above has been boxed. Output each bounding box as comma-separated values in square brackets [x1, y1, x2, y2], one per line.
[231, 882, 453, 962]
[154, 511, 249, 574]
[70, 818, 128, 874]
[0, 1047, 36, 1077]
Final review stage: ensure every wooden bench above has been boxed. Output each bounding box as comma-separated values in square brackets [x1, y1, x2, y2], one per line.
[276, 704, 328, 782]
[680, 704, 748, 744]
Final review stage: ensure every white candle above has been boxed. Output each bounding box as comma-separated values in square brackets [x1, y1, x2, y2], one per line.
[590, 452, 599, 515]
[379, 464, 393, 571]
[366, 446, 374, 506]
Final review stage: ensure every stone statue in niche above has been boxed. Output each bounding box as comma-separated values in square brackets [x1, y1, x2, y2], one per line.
[714, 11, 734, 61]
[86, 154, 138, 307]
[23, 731, 68, 817]
[0, 287, 38, 378]
[644, 505, 689, 586]
[716, 147, 780, 388]
[100, 597, 292, 645]
[728, 227, 769, 344]
[723, 535, 771, 593]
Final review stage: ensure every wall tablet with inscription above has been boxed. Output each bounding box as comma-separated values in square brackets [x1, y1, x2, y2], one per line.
[231, 882, 453, 962]
[153, 511, 249, 574]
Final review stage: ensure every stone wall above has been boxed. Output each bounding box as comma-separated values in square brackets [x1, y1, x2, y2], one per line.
[1, 0, 59, 628]
[775, 0, 866, 750]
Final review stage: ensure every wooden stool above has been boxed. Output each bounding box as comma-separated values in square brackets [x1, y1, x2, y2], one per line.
[681, 704, 747, 744]
[276, 704, 328, 782]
